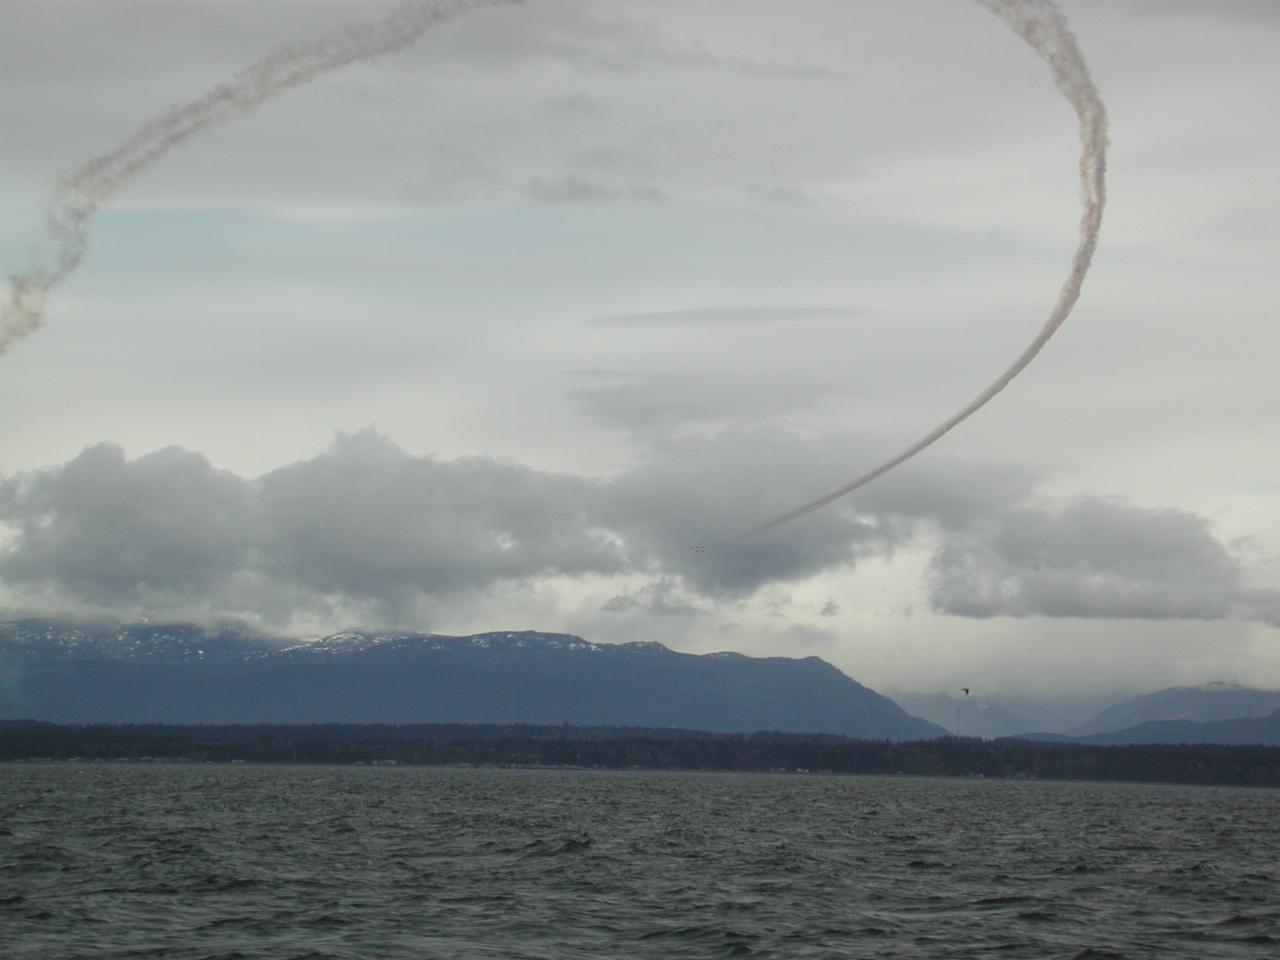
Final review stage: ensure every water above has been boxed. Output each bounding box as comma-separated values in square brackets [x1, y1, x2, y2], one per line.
[2, 765, 1278, 959]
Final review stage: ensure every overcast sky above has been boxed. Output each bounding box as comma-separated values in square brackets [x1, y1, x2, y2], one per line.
[1, 0, 1277, 700]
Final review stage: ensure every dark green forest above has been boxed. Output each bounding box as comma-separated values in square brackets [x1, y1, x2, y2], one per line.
[4, 720, 1279, 788]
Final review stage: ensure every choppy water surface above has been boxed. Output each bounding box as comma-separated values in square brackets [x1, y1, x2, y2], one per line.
[2, 765, 1278, 959]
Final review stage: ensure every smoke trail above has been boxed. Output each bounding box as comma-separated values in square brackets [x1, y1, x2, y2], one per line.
[0, 0, 517, 355]
[4, 0, 1103, 544]
[716, 0, 1108, 544]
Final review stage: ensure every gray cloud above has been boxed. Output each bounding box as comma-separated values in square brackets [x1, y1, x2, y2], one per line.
[743, 183, 818, 209]
[776, 623, 840, 652]
[407, 1, 839, 79]
[490, 6, 838, 79]
[929, 497, 1280, 624]
[542, 92, 603, 117]
[0, 443, 255, 605]
[0, 427, 908, 618]
[1129, 1, 1280, 26]
[567, 368, 846, 436]
[601, 427, 908, 595]
[257, 430, 625, 603]
[601, 578, 702, 616]
[589, 306, 857, 328]
[0, 431, 625, 624]
[846, 456, 1048, 530]
[519, 175, 664, 204]
[3, 431, 1273, 630]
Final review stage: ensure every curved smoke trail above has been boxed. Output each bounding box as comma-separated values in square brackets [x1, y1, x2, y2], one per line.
[3, 0, 1104, 543]
[719, 0, 1107, 543]
[0, 0, 518, 356]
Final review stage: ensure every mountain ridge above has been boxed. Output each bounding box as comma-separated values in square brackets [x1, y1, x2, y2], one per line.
[0, 619, 944, 740]
[1012, 709, 1280, 747]
[1073, 681, 1280, 736]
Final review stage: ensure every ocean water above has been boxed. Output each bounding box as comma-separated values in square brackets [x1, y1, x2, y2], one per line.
[2, 765, 1278, 959]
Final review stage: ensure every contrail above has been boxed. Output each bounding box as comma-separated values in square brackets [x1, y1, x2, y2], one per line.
[718, 0, 1107, 543]
[4, 0, 1104, 543]
[0, 0, 518, 355]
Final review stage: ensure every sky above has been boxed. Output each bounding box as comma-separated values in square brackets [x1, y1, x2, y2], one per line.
[1, 0, 1277, 703]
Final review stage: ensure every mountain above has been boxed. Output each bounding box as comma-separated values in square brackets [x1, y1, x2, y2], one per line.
[0, 619, 945, 740]
[1073, 682, 1280, 736]
[1012, 709, 1280, 746]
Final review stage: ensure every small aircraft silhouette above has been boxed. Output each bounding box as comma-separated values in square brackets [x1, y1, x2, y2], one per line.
[961, 688, 970, 696]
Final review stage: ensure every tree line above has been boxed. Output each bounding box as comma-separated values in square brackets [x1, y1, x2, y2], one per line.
[3, 720, 1279, 788]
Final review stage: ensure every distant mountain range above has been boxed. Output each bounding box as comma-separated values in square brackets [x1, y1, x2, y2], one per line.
[1071, 682, 1280, 736]
[893, 681, 1280, 745]
[0, 619, 945, 741]
[1002, 682, 1280, 746]
[1014, 709, 1280, 747]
